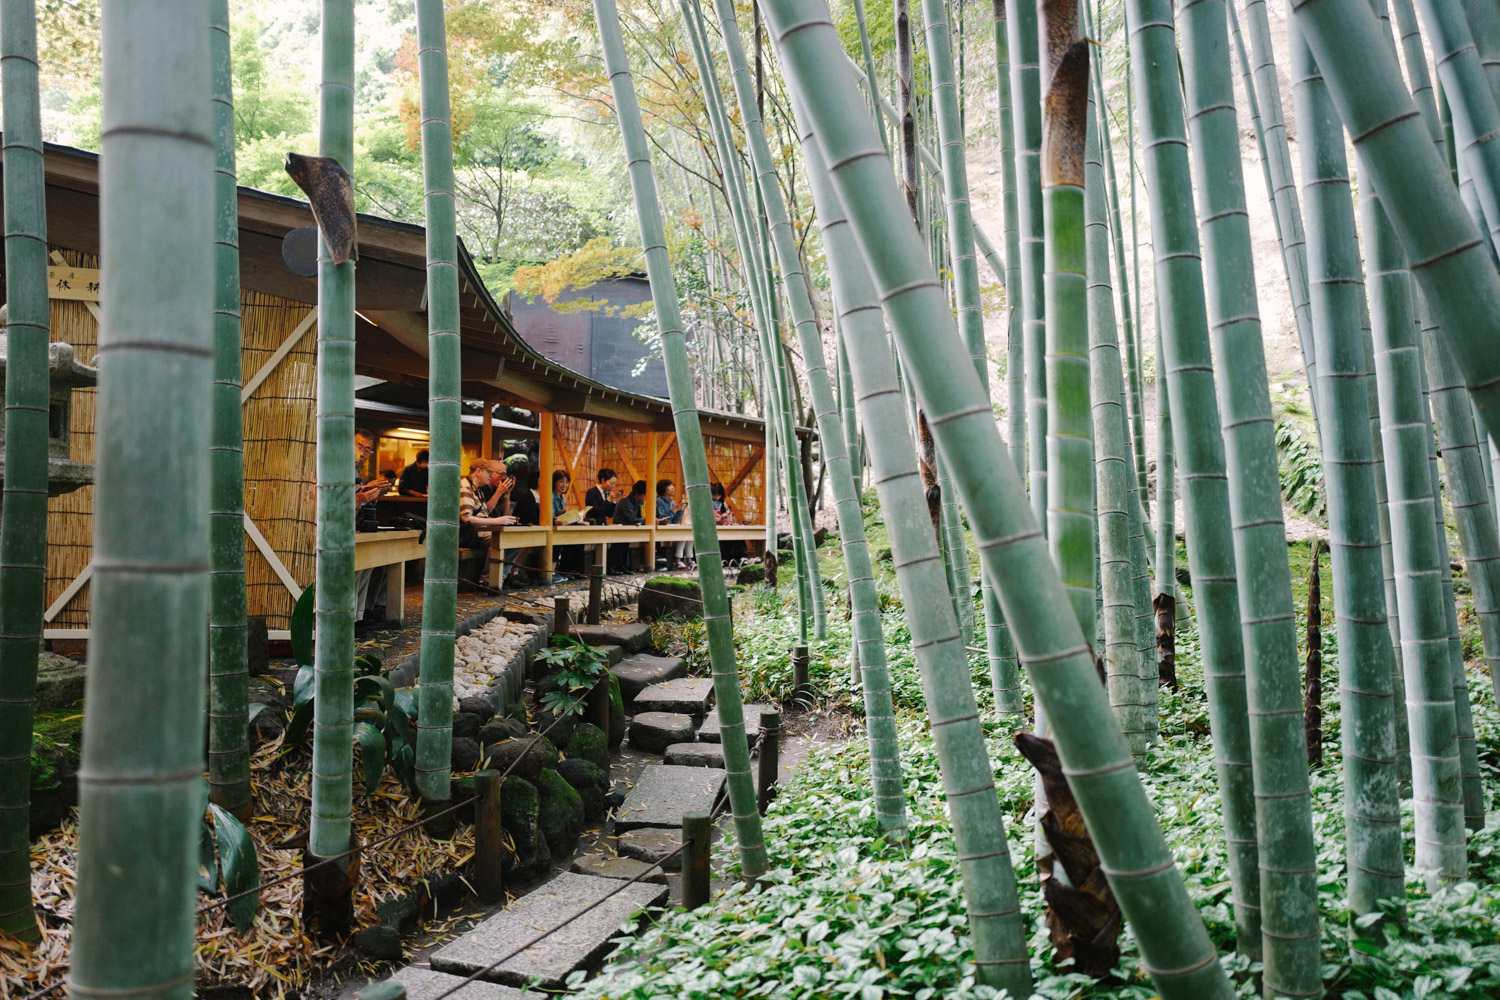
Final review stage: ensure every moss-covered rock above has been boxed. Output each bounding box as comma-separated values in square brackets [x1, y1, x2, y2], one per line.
[735, 562, 765, 585]
[535, 767, 584, 856]
[499, 775, 549, 878]
[556, 758, 608, 819]
[563, 723, 608, 770]
[639, 576, 705, 621]
[607, 674, 626, 748]
[531, 705, 578, 748]
[481, 735, 560, 781]
[776, 548, 795, 565]
[31, 711, 83, 838]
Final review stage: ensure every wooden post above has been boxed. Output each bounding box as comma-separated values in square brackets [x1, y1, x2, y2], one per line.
[540, 410, 556, 575]
[383, 559, 405, 626]
[681, 812, 711, 910]
[553, 595, 571, 639]
[357, 984, 407, 1000]
[586, 676, 611, 744]
[792, 645, 810, 704]
[646, 429, 659, 571]
[587, 557, 604, 625]
[473, 769, 504, 903]
[480, 397, 494, 461]
[757, 708, 780, 815]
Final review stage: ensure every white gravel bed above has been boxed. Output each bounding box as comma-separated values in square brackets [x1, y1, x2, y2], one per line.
[453, 617, 543, 703]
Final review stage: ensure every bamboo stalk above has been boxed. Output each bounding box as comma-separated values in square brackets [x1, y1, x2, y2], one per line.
[594, 0, 768, 876]
[70, 1, 215, 995]
[0, 0, 47, 942]
[1009, 0, 1046, 530]
[765, 4, 1234, 995]
[415, 0, 461, 809]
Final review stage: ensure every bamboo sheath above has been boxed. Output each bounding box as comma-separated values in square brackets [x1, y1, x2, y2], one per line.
[1006, 0, 1045, 529]
[1291, 0, 1500, 449]
[1130, 0, 1306, 973]
[415, 0, 462, 808]
[70, 2, 214, 996]
[797, 98, 1032, 998]
[1084, 82, 1145, 755]
[0, 0, 47, 941]
[1039, 0, 1095, 637]
[766, 4, 1234, 996]
[1361, 186, 1468, 883]
[206, 0, 252, 821]
[311, 0, 358, 862]
[594, 0, 768, 877]
[700, 0, 907, 838]
[1292, 30, 1406, 921]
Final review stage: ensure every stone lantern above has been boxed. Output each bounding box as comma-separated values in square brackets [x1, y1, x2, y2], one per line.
[0, 330, 96, 498]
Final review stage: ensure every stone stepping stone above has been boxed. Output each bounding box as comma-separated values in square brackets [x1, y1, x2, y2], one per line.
[617, 827, 685, 872]
[628, 712, 695, 753]
[570, 622, 652, 653]
[594, 643, 626, 666]
[634, 678, 714, 717]
[697, 704, 771, 744]
[381, 966, 529, 1000]
[571, 854, 668, 883]
[664, 742, 725, 768]
[614, 764, 724, 831]
[430, 872, 667, 990]
[611, 653, 686, 700]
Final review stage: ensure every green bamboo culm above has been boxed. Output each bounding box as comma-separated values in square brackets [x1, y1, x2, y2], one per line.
[69, 1, 215, 996]
[207, 0, 252, 822]
[1290, 0, 1500, 449]
[0, 0, 48, 943]
[1360, 184, 1467, 883]
[413, 0, 462, 810]
[1039, 0, 1094, 636]
[310, 0, 358, 863]
[1128, 0, 1292, 968]
[765, 3, 1234, 995]
[986, 0, 1026, 723]
[1005, 0, 1044, 527]
[1084, 75, 1145, 755]
[702, 0, 907, 838]
[594, 0, 768, 876]
[1290, 25, 1406, 923]
[797, 94, 1032, 994]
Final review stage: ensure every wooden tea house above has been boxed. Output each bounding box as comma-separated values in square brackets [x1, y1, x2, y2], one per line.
[5, 144, 774, 640]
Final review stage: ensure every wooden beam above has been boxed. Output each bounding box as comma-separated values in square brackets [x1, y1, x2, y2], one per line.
[723, 445, 764, 500]
[599, 423, 642, 485]
[43, 563, 92, 623]
[244, 514, 304, 599]
[540, 411, 555, 572]
[242, 308, 318, 403]
[656, 432, 676, 467]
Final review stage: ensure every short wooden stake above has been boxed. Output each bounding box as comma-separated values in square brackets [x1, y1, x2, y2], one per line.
[553, 595, 571, 638]
[791, 645, 811, 704]
[358, 982, 407, 1000]
[586, 676, 611, 745]
[473, 769, 504, 903]
[757, 708, 781, 816]
[587, 559, 604, 625]
[681, 811, 711, 910]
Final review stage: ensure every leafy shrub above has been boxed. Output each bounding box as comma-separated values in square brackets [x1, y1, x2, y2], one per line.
[1276, 415, 1327, 522]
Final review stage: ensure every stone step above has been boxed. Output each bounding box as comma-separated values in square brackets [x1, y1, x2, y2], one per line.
[594, 643, 626, 666]
[571, 854, 669, 883]
[610, 653, 686, 700]
[664, 742, 725, 768]
[617, 827, 685, 871]
[615, 764, 725, 831]
[634, 678, 714, 717]
[570, 622, 652, 653]
[379, 966, 530, 1000]
[429, 871, 667, 991]
[697, 703, 771, 744]
[628, 711, 696, 753]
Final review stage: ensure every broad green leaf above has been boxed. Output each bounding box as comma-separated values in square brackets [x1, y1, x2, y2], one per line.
[289, 584, 316, 667]
[283, 665, 317, 746]
[208, 801, 261, 933]
[354, 721, 388, 796]
[355, 673, 394, 712]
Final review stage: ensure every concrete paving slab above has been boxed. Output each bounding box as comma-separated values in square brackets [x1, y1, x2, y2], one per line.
[664, 743, 725, 768]
[382, 966, 530, 1000]
[429, 872, 667, 990]
[628, 712, 695, 753]
[570, 623, 652, 653]
[614, 764, 724, 831]
[633, 678, 714, 717]
[697, 704, 771, 744]
[617, 827, 684, 871]
[610, 654, 686, 700]
[571, 854, 668, 883]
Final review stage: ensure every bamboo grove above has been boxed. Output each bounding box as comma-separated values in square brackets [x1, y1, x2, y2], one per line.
[8, 0, 1500, 996]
